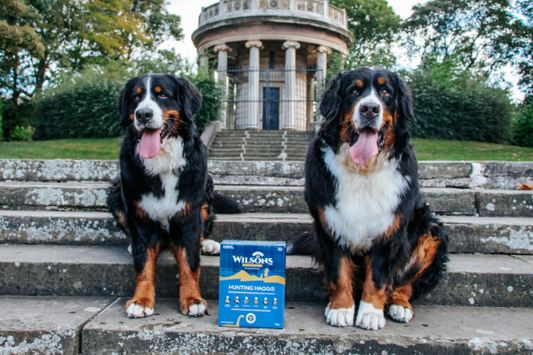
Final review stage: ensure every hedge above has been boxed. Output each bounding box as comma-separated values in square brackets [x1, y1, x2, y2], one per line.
[36, 72, 221, 139]
[406, 69, 514, 144]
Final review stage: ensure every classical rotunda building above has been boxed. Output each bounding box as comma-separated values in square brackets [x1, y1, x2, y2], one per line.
[192, 0, 354, 131]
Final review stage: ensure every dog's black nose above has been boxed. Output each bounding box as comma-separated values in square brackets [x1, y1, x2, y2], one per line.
[136, 108, 153, 124]
[359, 103, 380, 119]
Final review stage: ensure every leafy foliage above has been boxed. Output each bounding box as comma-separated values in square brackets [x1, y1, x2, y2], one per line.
[35, 53, 221, 139]
[0, 98, 3, 140]
[407, 60, 514, 143]
[330, 0, 401, 68]
[9, 125, 34, 141]
[35, 68, 123, 140]
[403, 0, 517, 75]
[512, 97, 533, 147]
[514, 0, 533, 95]
[188, 73, 222, 134]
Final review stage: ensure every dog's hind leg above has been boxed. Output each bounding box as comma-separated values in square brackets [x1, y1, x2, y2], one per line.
[126, 244, 161, 318]
[388, 232, 445, 323]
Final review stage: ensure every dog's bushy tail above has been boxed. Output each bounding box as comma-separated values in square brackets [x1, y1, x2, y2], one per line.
[286, 226, 315, 255]
[212, 192, 244, 214]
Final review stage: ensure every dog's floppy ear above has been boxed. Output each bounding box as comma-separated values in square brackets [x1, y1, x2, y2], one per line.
[176, 77, 202, 121]
[393, 72, 416, 123]
[319, 74, 342, 124]
[117, 87, 129, 126]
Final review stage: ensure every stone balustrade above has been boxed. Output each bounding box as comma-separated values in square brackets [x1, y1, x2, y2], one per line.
[198, 0, 347, 31]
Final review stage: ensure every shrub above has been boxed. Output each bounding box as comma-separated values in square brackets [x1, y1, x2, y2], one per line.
[36, 77, 123, 140]
[406, 61, 514, 143]
[2, 99, 37, 140]
[188, 74, 222, 134]
[10, 125, 36, 141]
[0, 98, 3, 140]
[512, 97, 533, 147]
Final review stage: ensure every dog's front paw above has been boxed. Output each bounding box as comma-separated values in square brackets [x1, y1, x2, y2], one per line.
[388, 304, 413, 323]
[355, 301, 386, 330]
[201, 239, 220, 255]
[125, 299, 154, 318]
[325, 303, 355, 327]
[180, 298, 208, 317]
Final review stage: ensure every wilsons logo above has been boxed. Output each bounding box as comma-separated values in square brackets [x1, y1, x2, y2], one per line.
[233, 251, 274, 266]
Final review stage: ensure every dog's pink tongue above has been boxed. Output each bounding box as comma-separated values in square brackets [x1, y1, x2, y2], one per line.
[139, 129, 161, 159]
[349, 130, 379, 165]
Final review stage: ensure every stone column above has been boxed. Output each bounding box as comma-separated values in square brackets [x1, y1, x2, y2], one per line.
[282, 41, 300, 130]
[245, 40, 262, 130]
[199, 55, 209, 73]
[219, 0, 225, 16]
[316, 46, 330, 91]
[214, 44, 232, 129]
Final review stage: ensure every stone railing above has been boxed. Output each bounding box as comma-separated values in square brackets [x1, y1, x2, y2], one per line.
[199, 0, 347, 30]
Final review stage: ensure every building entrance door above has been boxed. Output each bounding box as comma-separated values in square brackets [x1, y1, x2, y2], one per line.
[262, 87, 280, 130]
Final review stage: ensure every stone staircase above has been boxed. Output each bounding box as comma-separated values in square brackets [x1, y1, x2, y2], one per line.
[1, 159, 533, 354]
[208, 130, 314, 161]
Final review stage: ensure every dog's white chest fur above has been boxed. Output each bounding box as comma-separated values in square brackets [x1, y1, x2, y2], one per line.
[138, 137, 187, 228]
[322, 145, 408, 253]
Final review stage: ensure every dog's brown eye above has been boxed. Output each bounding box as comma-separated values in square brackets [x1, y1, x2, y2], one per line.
[134, 96, 140, 101]
[352, 90, 358, 96]
[158, 94, 167, 99]
[381, 89, 389, 96]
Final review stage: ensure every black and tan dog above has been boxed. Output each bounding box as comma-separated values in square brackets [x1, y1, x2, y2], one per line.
[289, 67, 448, 330]
[108, 74, 241, 319]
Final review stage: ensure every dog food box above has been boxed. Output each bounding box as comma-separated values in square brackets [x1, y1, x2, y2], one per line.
[218, 240, 286, 329]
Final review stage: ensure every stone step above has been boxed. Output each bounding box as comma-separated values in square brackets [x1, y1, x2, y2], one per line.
[84, 300, 533, 355]
[209, 157, 306, 162]
[2, 296, 532, 355]
[209, 146, 310, 153]
[2, 210, 533, 254]
[2, 182, 531, 218]
[209, 148, 309, 155]
[216, 131, 314, 136]
[3, 160, 532, 190]
[0, 244, 532, 307]
[0, 295, 115, 355]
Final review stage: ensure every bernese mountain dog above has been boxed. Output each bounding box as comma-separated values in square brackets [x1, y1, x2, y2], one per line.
[289, 67, 449, 330]
[107, 74, 242, 319]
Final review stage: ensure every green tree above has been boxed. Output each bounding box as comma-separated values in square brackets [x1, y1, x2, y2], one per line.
[513, 97, 533, 147]
[514, 0, 533, 94]
[330, 0, 401, 69]
[403, 0, 517, 74]
[0, 0, 44, 105]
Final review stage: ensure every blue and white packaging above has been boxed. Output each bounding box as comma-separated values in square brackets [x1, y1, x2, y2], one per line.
[218, 240, 286, 329]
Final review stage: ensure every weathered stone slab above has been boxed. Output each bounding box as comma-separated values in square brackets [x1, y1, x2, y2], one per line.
[0, 160, 119, 182]
[0, 182, 109, 210]
[477, 190, 533, 217]
[207, 161, 305, 178]
[1, 182, 479, 216]
[82, 299, 533, 355]
[0, 295, 114, 355]
[2, 211, 533, 254]
[1, 245, 532, 307]
[422, 188, 476, 215]
[444, 216, 533, 254]
[0, 210, 127, 246]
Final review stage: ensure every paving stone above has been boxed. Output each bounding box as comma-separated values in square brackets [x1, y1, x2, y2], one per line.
[0, 245, 532, 307]
[0, 295, 114, 355]
[477, 190, 533, 217]
[82, 299, 533, 355]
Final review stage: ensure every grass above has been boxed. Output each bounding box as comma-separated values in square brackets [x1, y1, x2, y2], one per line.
[0, 137, 122, 160]
[0, 137, 532, 161]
